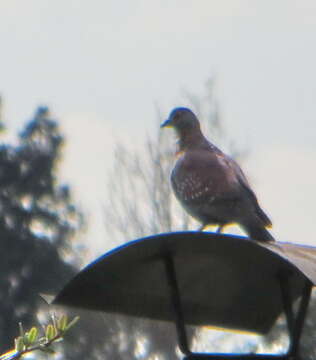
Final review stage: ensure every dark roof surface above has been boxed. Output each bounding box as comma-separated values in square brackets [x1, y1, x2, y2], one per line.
[54, 232, 316, 334]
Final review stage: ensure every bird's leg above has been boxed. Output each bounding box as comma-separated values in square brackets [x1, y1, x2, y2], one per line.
[197, 224, 207, 232]
[198, 224, 224, 233]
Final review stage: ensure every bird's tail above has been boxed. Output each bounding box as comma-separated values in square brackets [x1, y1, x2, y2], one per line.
[243, 223, 275, 242]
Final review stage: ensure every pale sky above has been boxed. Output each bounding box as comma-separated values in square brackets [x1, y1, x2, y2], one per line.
[1, 0, 316, 256]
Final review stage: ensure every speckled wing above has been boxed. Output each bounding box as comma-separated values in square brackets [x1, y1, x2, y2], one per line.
[227, 156, 272, 227]
[170, 149, 240, 207]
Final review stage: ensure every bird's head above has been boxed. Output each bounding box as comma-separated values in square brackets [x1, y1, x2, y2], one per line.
[161, 107, 200, 134]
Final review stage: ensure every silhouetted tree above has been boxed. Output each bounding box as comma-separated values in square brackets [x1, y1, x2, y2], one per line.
[0, 106, 116, 360]
[0, 107, 79, 352]
[0, 103, 178, 359]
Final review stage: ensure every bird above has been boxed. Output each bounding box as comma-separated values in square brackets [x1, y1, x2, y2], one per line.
[161, 107, 275, 242]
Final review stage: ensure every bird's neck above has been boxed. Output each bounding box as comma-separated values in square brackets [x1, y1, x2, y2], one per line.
[178, 127, 209, 151]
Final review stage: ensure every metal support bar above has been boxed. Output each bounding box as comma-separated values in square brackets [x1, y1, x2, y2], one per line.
[289, 279, 313, 358]
[163, 254, 191, 356]
[278, 274, 312, 358]
[184, 353, 288, 360]
[163, 255, 312, 360]
[278, 273, 295, 340]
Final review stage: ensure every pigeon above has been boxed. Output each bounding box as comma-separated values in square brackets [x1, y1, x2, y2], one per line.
[161, 107, 274, 242]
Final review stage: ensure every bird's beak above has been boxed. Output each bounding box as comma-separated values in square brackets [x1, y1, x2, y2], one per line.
[160, 118, 173, 128]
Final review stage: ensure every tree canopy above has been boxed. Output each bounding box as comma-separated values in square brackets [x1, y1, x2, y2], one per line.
[0, 107, 84, 353]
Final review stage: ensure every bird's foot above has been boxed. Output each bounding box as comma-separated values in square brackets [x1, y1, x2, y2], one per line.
[197, 224, 206, 232]
[198, 224, 224, 233]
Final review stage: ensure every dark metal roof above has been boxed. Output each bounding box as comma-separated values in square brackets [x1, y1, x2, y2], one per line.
[53, 232, 316, 334]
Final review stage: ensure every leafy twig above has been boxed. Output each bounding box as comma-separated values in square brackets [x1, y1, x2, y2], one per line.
[0, 315, 79, 360]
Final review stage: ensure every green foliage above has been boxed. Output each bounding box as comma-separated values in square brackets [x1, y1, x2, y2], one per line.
[0, 315, 79, 360]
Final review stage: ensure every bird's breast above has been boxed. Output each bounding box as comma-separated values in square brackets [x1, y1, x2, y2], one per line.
[171, 167, 213, 203]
